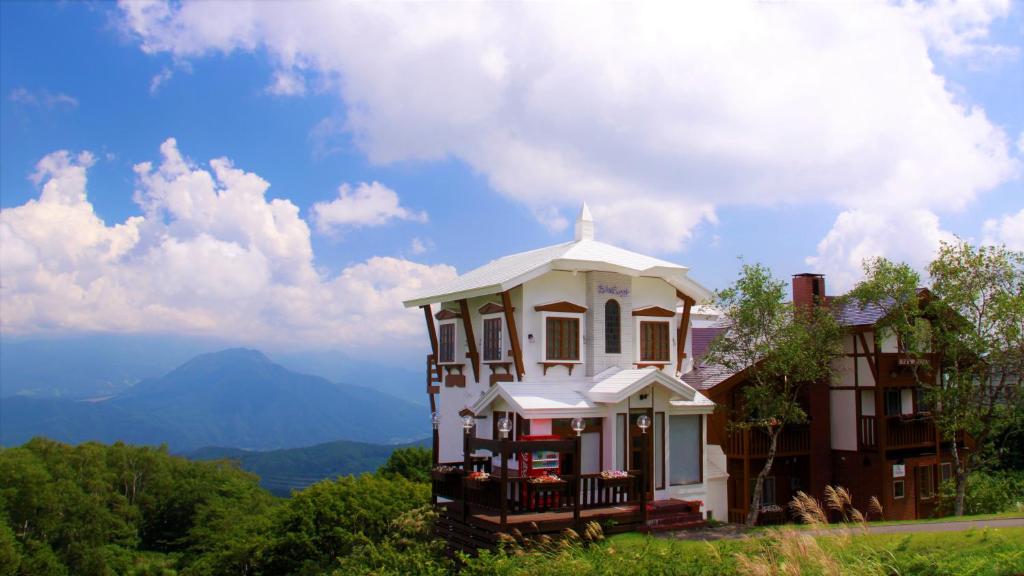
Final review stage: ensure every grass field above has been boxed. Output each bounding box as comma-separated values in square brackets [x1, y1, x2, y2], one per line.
[464, 526, 1024, 575]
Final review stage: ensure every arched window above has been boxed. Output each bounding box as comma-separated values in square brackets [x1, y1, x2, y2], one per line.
[605, 299, 621, 354]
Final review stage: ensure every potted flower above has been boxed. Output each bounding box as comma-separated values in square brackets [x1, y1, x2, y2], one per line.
[431, 464, 461, 481]
[598, 470, 632, 487]
[527, 473, 567, 493]
[464, 470, 491, 490]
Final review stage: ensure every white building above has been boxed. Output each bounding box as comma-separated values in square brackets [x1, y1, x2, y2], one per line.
[404, 204, 728, 523]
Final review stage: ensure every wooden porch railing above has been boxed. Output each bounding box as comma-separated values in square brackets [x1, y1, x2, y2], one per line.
[725, 425, 811, 458]
[886, 416, 935, 448]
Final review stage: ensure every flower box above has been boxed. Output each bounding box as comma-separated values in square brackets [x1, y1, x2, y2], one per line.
[598, 475, 633, 488]
[526, 478, 568, 494]
[431, 467, 461, 481]
[463, 476, 492, 490]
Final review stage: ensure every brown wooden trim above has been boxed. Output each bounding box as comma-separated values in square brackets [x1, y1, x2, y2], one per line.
[634, 362, 669, 370]
[458, 299, 481, 384]
[631, 305, 676, 317]
[676, 290, 697, 307]
[534, 301, 588, 313]
[459, 408, 475, 417]
[435, 309, 462, 320]
[539, 361, 578, 376]
[677, 297, 692, 374]
[489, 373, 514, 386]
[423, 305, 439, 359]
[858, 333, 879, 382]
[478, 302, 508, 315]
[502, 289, 526, 380]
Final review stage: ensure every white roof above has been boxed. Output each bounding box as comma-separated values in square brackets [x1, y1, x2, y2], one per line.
[403, 237, 712, 307]
[470, 368, 713, 418]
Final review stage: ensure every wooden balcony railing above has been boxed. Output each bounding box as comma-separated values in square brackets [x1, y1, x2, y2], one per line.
[860, 415, 877, 448]
[725, 425, 811, 458]
[886, 416, 935, 448]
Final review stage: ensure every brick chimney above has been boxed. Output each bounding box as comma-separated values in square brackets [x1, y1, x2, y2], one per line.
[792, 273, 826, 308]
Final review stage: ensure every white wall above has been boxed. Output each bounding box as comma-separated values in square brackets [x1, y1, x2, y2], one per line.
[521, 271, 588, 378]
[835, 356, 856, 387]
[585, 271, 634, 376]
[830, 389, 857, 450]
[901, 388, 914, 415]
[861, 390, 876, 416]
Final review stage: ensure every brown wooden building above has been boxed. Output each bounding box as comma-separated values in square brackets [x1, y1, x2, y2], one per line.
[683, 274, 967, 523]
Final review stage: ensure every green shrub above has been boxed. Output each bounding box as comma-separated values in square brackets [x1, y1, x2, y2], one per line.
[377, 447, 432, 483]
[937, 469, 1024, 516]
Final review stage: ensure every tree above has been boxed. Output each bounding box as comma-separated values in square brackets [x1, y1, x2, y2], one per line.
[378, 447, 432, 483]
[849, 243, 1024, 516]
[705, 263, 843, 526]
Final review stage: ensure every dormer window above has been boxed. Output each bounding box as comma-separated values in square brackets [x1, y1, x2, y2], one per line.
[639, 321, 670, 363]
[535, 301, 587, 363]
[605, 299, 621, 354]
[483, 317, 503, 361]
[546, 317, 580, 361]
[438, 322, 457, 363]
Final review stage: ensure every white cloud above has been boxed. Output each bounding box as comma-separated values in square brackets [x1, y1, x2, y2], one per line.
[267, 69, 306, 96]
[117, 1, 1018, 276]
[0, 140, 457, 348]
[311, 181, 427, 234]
[149, 67, 174, 95]
[9, 87, 78, 109]
[982, 208, 1024, 250]
[409, 237, 433, 255]
[806, 209, 956, 291]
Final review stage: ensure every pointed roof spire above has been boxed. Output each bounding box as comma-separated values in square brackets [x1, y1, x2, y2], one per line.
[574, 202, 595, 241]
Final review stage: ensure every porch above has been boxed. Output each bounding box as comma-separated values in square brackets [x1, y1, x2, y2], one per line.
[433, 436, 703, 551]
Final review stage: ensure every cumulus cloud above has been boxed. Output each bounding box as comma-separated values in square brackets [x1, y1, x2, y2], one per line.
[409, 237, 433, 255]
[806, 209, 957, 291]
[311, 181, 427, 234]
[116, 2, 1018, 278]
[149, 67, 174, 95]
[982, 209, 1024, 250]
[0, 140, 456, 348]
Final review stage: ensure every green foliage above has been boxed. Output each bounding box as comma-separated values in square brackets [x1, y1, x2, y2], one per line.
[260, 473, 430, 575]
[937, 470, 1024, 516]
[377, 446, 433, 483]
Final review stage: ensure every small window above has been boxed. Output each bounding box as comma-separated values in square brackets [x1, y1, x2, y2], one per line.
[483, 317, 502, 361]
[885, 389, 902, 416]
[439, 323, 456, 363]
[605, 300, 621, 354]
[893, 479, 905, 499]
[915, 388, 930, 413]
[545, 317, 580, 361]
[640, 321, 670, 362]
[753, 476, 777, 506]
[917, 465, 934, 500]
[940, 463, 952, 483]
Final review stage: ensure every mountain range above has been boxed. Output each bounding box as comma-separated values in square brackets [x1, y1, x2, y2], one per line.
[188, 437, 430, 496]
[0, 348, 430, 451]
[0, 334, 426, 403]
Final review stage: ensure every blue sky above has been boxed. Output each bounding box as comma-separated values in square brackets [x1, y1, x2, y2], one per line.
[1, 1, 1021, 361]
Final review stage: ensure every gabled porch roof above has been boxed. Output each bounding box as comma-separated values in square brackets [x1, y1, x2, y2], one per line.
[470, 368, 713, 418]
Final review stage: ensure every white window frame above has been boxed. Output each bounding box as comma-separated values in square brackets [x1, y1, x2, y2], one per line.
[438, 319, 460, 365]
[634, 317, 674, 365]
[481, 313, 505, 363]
[540, 311, 585, 364]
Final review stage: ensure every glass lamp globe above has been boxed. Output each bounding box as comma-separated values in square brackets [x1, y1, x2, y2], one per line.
[497, 416, 513, 438]
[637, 415, 651, 434]
[571, 417, 586, 436]
[431, 412, 440, 430]
[461, 414, 475, 432]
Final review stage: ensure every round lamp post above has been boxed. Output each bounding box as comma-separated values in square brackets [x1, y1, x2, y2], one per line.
[497, 416, 513, 439]
[431, 412, 440, 430]
[637, 415, 651, 434]
[571, 417, 586, 436]
[461, 414, 475, 434]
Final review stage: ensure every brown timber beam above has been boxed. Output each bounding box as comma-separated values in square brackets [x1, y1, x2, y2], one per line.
[676, 290, 695, 374]
[458, 299, 481, 384]
[857, 332, 878, 382]
[501, 289, 525, 380]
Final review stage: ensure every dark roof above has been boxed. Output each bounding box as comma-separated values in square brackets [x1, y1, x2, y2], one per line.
[691, 327, 726, 364]
[832, 298, 889, 327]
[681, 362, 740, 391]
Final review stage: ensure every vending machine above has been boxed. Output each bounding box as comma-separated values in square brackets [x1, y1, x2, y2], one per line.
[517, 434, 562, 478]
[517, 434, 564, 510]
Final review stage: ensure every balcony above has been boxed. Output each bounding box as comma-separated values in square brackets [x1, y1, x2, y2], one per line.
[859, 415, 937, 450]
[725, 425, 811, 458]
